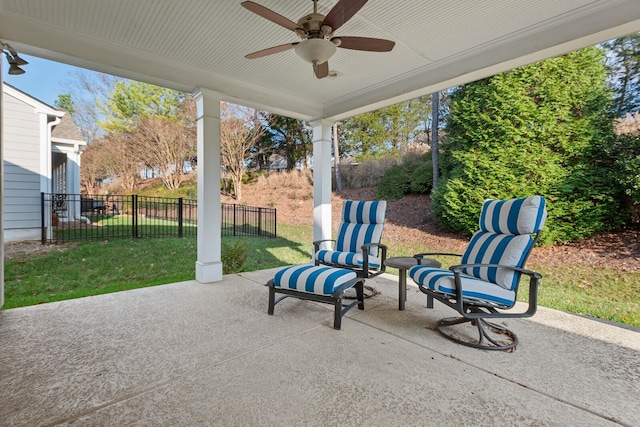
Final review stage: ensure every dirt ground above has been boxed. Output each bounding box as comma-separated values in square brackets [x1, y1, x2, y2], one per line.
[227, 184, 640, 273]
[6, 185, 639, 273]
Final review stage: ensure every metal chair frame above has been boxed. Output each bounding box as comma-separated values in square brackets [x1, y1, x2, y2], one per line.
[414, 232, 542, 351]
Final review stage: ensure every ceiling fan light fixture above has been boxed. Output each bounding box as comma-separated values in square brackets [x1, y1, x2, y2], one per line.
[3, 51, 25, 75]
[2, 40, 28, 74]
[9, 52, 28, 66]
[294, 38, 336, 65]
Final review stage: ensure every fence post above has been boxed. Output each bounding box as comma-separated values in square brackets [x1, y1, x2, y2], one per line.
[41, 192, 46, 244]
[233, 203, 237, 237]
[178, 197, 183, 238]
[132, 194, 138, 238]
[258, 207, 262, 236]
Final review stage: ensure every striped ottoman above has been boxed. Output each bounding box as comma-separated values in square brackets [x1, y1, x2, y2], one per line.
[267, 264, 365, 330]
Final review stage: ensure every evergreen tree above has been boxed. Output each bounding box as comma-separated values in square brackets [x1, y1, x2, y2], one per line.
[433, 46, 624, 244]
[98, 81, 185, 133]
[54, 93, 76, 115]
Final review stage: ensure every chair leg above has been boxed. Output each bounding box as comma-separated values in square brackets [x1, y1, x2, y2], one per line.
[333, 298, 343, 330]
[436, 316, 519, 351]
[356, 280, 365, 310]
[426, 295, 434, 309]
[268, 287, 275, 315]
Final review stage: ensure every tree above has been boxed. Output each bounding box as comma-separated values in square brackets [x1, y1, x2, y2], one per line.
[340, 97, 431, 159]
[63, 70, 118, 142]
[89, 81, 196, 192]
[80, 133, 140, 193]
[220, 103, 265, 201]
[431, 92, 440, 190]
[98, 81, 185, 133]
[79, 140, 107, 194]
[432, 46, 623, 244]
[262, 114, 311, 170]
[603, 33, 640, 116]
[333, 123, 343, 192]
[129, 95, 196, 189]
[54, 93, 76, 115]
[131, 116, 194, 189]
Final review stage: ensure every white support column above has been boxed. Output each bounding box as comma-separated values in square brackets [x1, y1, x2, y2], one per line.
[310, 119, 334, 246]
[193, 89, 223, 282]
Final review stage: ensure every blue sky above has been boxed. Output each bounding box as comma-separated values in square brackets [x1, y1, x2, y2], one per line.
[2, 54, 89, 106]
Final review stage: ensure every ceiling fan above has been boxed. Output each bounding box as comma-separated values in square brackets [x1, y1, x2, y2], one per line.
[241, 0, 395, 79]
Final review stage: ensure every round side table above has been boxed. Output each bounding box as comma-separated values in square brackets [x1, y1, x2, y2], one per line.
[384, 256, 441, 310]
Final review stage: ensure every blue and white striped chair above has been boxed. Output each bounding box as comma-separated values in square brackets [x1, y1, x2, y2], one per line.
[313, 200, 388, 279]
[409, 196, 547, 351]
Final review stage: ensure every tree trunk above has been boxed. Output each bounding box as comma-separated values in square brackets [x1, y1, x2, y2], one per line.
[431, 92, 440, 190]
[233, 170, 243, 201]
[333, 123, 343, 193]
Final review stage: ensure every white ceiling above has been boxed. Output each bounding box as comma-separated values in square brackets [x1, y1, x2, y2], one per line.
[1, 0, 639, 121]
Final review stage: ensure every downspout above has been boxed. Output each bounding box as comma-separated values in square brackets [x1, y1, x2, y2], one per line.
[46, 115, 61, 191]
[73, 143, 90, 224]
[44, 116, 61, 237]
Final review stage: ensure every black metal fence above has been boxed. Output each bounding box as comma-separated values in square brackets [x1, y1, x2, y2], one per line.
[41, 193, 276, 243]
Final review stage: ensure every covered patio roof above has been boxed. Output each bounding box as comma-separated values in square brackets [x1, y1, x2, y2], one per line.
[1, 0, 639, 121]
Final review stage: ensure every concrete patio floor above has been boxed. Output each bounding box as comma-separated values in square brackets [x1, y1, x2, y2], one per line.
[1, 268, 639, 426]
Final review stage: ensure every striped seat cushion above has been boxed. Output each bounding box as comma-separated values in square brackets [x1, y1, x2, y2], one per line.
[272, 264, 358, 296]
[409, 265, 516, 307]
[315, 250, 382, 269]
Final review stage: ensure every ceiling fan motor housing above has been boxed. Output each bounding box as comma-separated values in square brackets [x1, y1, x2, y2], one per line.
[297, 13, 332, 39]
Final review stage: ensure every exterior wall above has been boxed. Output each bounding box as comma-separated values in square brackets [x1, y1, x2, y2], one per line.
[2, 92, 43, 241]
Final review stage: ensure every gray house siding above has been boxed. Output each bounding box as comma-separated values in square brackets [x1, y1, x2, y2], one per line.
[2, 91, 44, 240]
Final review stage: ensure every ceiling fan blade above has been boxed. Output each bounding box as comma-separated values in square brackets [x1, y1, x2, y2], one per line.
[245, 43, 296, 59]
[335, 36, 395, 52]
[241, 1, 300, 32]
[314, 61, 329, 79]
[322, 0, 368, 32]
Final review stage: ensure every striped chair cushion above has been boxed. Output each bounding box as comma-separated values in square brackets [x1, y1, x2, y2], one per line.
[409, 265, 517, 307]
[342, 200, 387, 224]
[460, 232, 534, 290]
[335, 222, 385, 257]
[315, 250, 382, 269]
[336, 200, 386, 258]
[479, 196, 547, 235]
[273, 264, 358, 296]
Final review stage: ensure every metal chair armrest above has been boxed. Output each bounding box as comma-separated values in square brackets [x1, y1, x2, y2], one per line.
[361, 242, 388, 274]
[313, 239, 336, 266]
[313, 239, 336, 251]
[449, 263, 542, 280]
[447, 263, 542, 318]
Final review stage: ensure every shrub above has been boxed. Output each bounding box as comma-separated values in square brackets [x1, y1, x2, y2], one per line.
[376, 164, 411, 200]
[613, 133, 640, 222]
[376, 155, 433, 200]
[221, 239, 249, 274]
[432, 47, 626, 244]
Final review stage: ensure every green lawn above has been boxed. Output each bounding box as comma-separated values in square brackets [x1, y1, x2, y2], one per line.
[4, 223, 639, 327]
